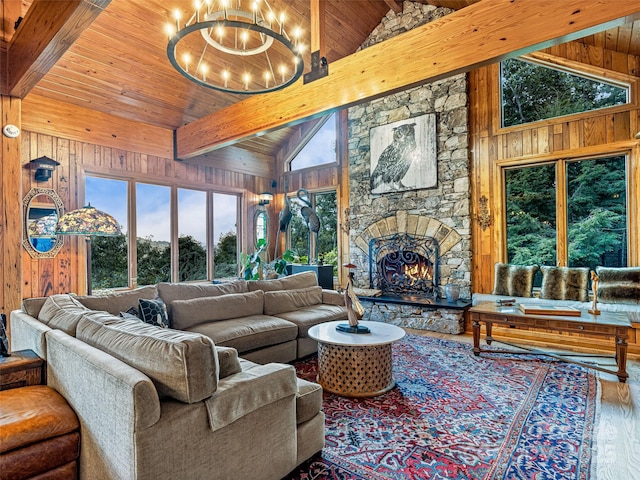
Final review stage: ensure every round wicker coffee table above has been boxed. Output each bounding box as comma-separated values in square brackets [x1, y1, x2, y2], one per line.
[308, 320, 405, 397]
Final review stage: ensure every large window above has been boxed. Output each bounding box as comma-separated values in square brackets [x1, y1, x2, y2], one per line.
[136, 183, 171, 286]
[289, 113, 337, 171]
[505, 155, 628, 272]
[501, 57, 629, 128]
[288, 190, 337, 268]
[86, 176, 129, 291]
[85, 176, 240, 290]
[178, 189, 207, 281]
[213, 193, 238, 279]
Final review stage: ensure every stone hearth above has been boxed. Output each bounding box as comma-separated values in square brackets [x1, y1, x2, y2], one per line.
[347, 2, 471, 334]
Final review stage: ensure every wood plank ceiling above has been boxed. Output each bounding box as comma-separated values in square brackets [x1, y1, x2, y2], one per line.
[2, 0, 640, 164]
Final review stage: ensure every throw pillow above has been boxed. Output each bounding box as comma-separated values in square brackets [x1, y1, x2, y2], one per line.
[492, 263, 538, 298]
[138, 298, 170, 328]
[596, 267, 640, 305]
[539, 266, 589, 302]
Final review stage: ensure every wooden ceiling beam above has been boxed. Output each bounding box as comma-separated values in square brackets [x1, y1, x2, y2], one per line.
[383, 1, 403, 14]
[4, 0, 111, 98]
[176, 0, 640, 159]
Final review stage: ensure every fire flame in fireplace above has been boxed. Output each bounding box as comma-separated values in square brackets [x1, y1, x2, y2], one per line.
[403, 263, 432, 282]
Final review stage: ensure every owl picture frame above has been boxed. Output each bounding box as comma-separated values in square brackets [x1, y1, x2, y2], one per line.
[369, 113, 437, 195]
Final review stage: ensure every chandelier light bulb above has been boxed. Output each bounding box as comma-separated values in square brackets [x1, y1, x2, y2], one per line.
[222, 69, 230, 88]
[200, 63, 209, 81]
[264, 71, 271, 88]
[182, 53, 191, 72]
[165, 23, 176, 39]
[241, 30, 249, 50]
[279, 64, 286, 83]
[279, 13, 285, 34]
[173, 9, 181, 30]
[243, 73, 251, 90]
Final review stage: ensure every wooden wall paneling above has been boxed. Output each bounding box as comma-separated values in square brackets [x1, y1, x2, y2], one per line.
[1, 96, 22, 316]
[22, 95, 173, 159]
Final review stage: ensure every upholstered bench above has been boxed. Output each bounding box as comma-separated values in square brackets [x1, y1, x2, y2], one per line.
[0, 385, 80, 480]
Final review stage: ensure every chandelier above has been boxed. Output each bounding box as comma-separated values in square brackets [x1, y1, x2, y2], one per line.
[166, 1, 306, 94]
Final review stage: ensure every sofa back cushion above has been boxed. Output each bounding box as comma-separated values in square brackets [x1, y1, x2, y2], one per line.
[22, 297, 47, 318]
[77, 312, 218, 403]
[263, 286, 323, 316]
[596, 267, 640, 305]
[171, 290, 264, 330]
[38, 294, 92, 336]
[492, 263, 538, 298]
[247, 271, 318, 292]
[157, 281, 248, 317]
[74, 285, 158, 315]
[539, 266, 589, 302]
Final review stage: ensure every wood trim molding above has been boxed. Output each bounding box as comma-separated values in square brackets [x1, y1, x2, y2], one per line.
[176, 0, 640, 159]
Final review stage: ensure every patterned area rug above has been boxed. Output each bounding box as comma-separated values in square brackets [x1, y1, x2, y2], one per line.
[286, 334, 598, 480]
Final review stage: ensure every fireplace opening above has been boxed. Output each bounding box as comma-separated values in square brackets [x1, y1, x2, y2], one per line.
[369, 234, 439, 297]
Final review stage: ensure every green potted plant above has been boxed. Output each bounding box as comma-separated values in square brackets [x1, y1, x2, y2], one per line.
[240, 239, 295, 280]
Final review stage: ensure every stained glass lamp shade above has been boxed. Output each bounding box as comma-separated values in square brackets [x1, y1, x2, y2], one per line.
[55, 204, 122, 294]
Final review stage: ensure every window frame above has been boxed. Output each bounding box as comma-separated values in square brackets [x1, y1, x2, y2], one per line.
[82, 170, 243, 290]
[494, 52, 638, 135]
[498, 150, 634, 268]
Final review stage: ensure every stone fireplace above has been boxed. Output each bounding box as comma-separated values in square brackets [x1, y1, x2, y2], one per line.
[369, 233, 439, 298]
[346, 2, 471, 334]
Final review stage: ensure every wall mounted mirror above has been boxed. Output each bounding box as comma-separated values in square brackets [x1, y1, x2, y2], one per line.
[22, 188, 64, 258]
[254, 209, 269, 248]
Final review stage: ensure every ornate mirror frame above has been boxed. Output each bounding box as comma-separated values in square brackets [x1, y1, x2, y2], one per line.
[22, 187, 65, 259]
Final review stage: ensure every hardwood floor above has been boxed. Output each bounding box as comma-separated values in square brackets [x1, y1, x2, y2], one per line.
[404, 329, 640, 480]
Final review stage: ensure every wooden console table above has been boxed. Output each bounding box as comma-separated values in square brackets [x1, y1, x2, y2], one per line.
[470, 302, 635, 383]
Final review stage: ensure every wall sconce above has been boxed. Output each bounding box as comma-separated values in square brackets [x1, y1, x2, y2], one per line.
[259, 192, 274, 206]
[29, 156, 60, 182]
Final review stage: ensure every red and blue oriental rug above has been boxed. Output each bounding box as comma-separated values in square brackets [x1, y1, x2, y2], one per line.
[286, 334, 598, 480]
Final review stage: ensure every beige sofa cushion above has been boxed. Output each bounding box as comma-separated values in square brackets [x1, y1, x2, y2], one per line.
[263, 286, 323, 316]
[171, 290, 264, 330]
[157, 281, 248, 317]
[295, 377, 323, 425]
[77, 312, 218, 403]
[247, 271, 318, 292]
[539, 266, 589, 302]
[75, 285, 158, 315]
[22, 297, 48, 318]
[38, 294, 92, 336]
[187, 315, 298, 353]
[215, 346, 242, 378]
[275, 304, 348, 336]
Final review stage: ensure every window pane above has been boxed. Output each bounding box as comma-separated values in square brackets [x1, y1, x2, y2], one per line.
[178, 189, 207, 281]
[213, 193, 238, 279]
[290, 113, 337, 170]
[137, 183, 171, 285]
[85, 176, 128, 291]
[505, 164, 557, 269]
[501, 58, 628, 128]
[289, 196, 310, 262]
[315, 191, 337, 270]
[567, 156, 627, 269]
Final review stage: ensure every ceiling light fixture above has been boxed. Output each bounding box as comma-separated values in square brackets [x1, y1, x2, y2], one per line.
[166, 0, 305, 95]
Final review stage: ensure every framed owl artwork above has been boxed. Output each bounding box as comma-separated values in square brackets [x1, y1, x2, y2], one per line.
[369, 113, 437, 195]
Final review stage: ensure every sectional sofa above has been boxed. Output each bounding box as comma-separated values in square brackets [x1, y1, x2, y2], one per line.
[9, 271, 347, 479]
